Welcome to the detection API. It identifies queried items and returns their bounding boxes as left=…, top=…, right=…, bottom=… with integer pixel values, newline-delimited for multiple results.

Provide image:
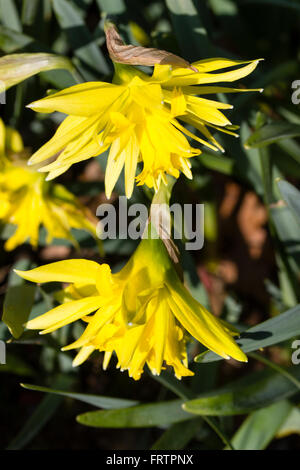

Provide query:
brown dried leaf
left=105, top=23, right=198, bottom=71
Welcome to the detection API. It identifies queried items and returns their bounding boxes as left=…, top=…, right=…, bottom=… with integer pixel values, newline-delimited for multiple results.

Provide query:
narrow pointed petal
left=105, top=139, right=127, bottom=199
left=164, top=59, right=262, bottom=87
left=167, top=278, right=247, bottom=363
left=26, top=296, right=102, bottom=332
left=124, top=134, right=139, bottom=198
left=15, top=259, right=102, bottom=285
left=73, top=345, right=95, bottom=367
left=28, top=115, right=100, bottom=166
left=28, top=82, right=126, bottom=116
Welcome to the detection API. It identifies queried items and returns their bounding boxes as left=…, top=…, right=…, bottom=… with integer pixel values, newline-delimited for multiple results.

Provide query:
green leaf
left=277, top=138, right=300, bottom=165
left=21, top=383, right=139, bottom=409
left=0, top=52, right=74, bottom=90
left=249, top=351, right=300, bottom=390
left=0, top=26, right=76, bottom=88
left=52, top=0, right=110, bottom=76
left=40, top=68, right=77, bottom=90
left=77, top=399, right=191, bottom=428
left=258, top=145, right=275, bottom=204
left=270, top=204, right=300, bottom=279
left=197, top=303, right=300, bottom=363
left=166, top=0, right=213, bottom=60
left=199, top=152, right=234, bottom=175
left=244, top=122, right=300, bottom=149
left=97, top=0, right=126, bottom=15
left=151, top=418, right=203, bottom=450
left=209, top=0, right=238, bottom=15
left=3, top=259, right=36, bottom=339
left=277, top=179, right=300, bottom=221
left=150, top=369, right=234, bottom=449
left=0, top=0, right=22, bottom=33
left=227, top=401, right=293, bottom=450
left=21, top=0, right=40, bottom=26
left=276, top=406, right=300, bottom=438
left=183, top=365, right=300, bottom=416
left=7, top=375, right=73, bottom=450
left=0, top=26, right=35, bottom=52
left=237, top=122, right=263, bottom=195
left=276, top=251, right=298, bottom=308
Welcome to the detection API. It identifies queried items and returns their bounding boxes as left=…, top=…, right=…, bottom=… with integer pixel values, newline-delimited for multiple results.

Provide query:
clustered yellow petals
left=0, top=119, right=99, bottom=251
left=3, top=44, right=261, bottom=381
left=16, top=237, right=247, bottom=380
left=27, top=58, right=262, bottom=198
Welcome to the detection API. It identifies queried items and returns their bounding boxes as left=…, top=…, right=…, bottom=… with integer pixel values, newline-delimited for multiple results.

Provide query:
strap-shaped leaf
left=52, top=0, right=110, bottom=76
left=226, top=401, right=293, bottom=450
left=0, top=52, right=73, bottom=90
left=166, top=0, right=215, bottom=59
left=151, top=419, right=203, bottom=450
left=244, top=122, right=300, bottom=149
left=21, top=383, right=139, bottom=409
left=277, top=179, right=300, bottom=221
left=276, top=406, right=300, bottom=438
left=0, top=0, right=22, bottom=33
left=77, top=399, right=190, bottom=428
left=183, top=365, right=300, bottom=416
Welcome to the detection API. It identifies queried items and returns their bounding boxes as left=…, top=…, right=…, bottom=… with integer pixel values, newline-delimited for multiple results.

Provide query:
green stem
left=151, top=371, right=235, bottom=450
left=151, top=175, right=176, bottom=206
left=202, top=416, right=235, bottom=451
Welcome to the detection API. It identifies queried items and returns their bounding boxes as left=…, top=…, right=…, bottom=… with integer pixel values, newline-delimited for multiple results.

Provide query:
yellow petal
left=105, top=138, right=127, bottom=199
left=170, top=87, right=186, bottom=117
left=26, top=296, right=102, bottom=333
left=15, top=259, right=102, bottom=285
left=62, top=305, right=117, bottom=351
left=73, top=345, right=95, bottom=366
left=171, top=119, right=219, bottom=151
left=192, top=57, right=259, bottom=73
left=164, top=59, right=262, bottom=87
left=28, top=114, right=100, bottom=165
left=0, top=119, right=6, bottom=156
left=5, top=126, right=24, bottom=153
left=28, top=82, right=125, bottom=116
left=124, top=134, right=139, bottom=198
left=182, top=85, right=263, bottom=95
left=167, top=277, right=247, bottom=363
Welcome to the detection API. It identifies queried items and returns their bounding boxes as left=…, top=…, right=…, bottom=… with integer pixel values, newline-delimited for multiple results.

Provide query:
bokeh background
left=1, top=0, right=300, bottom=450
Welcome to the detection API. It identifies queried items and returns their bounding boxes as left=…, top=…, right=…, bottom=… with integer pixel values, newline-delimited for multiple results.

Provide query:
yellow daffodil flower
left=27, top=56, right=262, bottom=198
left=0, top=119, right=99, bottom=251
left=15, top=236, right=247, bottom=380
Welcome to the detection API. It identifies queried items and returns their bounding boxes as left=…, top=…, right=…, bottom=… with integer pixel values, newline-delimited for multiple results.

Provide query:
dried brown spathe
left=104, top=22, right=198, bottom=71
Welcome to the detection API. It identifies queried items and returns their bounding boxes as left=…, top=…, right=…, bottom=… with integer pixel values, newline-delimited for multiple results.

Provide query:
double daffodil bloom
left=16, top=237, right=247, bottom=380
left=27, top=57, right=262, bottom=198
left=0, top=120, right=99, bottom=251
